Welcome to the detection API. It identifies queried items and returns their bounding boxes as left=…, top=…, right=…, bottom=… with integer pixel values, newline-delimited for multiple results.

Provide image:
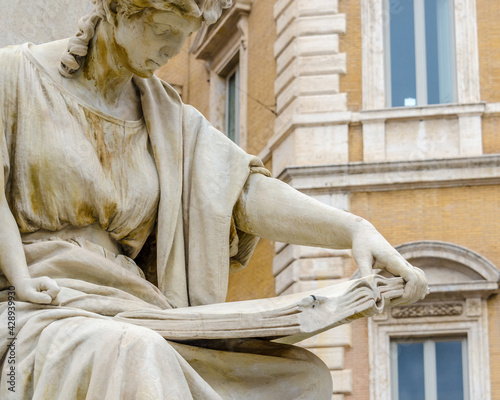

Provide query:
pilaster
left=272, top=0, right=349, bottom=177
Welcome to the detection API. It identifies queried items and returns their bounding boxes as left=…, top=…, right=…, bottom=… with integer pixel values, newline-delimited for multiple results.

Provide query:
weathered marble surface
left=0, top=0, right=91, bottom=48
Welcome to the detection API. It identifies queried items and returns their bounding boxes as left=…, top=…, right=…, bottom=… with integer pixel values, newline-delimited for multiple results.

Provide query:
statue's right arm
left=0, top=127, right=60, bottom=304
left=234, top=173, right=428, bottom=306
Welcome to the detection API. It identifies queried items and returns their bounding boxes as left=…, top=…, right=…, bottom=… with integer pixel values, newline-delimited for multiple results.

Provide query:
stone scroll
left=115, top=274, right=404, bottom=344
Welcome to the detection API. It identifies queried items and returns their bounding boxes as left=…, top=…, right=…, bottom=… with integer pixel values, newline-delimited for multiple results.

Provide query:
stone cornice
left=278, top=154, right=500, bottom=193
left=191, top=0, right=252, bottom=60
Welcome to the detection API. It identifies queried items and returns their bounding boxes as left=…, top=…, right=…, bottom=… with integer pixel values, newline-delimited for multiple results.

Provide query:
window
left=384, top=0, right=457, bottom=107
left=190, top=1, right=250, bottom=149
left=391, top=337, right=469, bottom=400
left=369, top=241, right=497, bottom=400
left=225, top=66, right=240, bottom=144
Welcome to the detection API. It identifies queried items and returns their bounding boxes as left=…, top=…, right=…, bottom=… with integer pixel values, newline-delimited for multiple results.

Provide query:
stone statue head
left=60, top=0, right=232, bottom=77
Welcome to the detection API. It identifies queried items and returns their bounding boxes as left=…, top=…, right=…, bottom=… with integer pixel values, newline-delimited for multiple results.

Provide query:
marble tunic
left=3, top=44, right=159, bottom=259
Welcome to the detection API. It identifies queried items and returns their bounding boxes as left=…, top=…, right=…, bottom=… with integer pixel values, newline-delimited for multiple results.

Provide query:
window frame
left=190, top=2, right=250, bottom=150
left=383, top=0, right=458, bottom=108
left=361, top=0, right=480, bottom=111
left=390, top=336, right=469, bottom=400
left=224, top=65, right=241, bottom=145
left=370, top=318, right=488, bottom=400
left=368, top=241, right=496, bottom=400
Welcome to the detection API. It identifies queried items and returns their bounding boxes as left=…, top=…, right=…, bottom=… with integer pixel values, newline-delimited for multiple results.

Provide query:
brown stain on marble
left=83, top=109, right=112, bottom=170
left=74, top=201, right=97, bottom=227
left=28, top=164, right=43, bottom=216
left=83, top=24, right=135, bottom=102
left=28, top=158, right=61, bottom=223
left=83, top=30, right=116, bottom=100
left=10, top=111, right=17, bottom=140
left=102, top=201, right=118, bottom=227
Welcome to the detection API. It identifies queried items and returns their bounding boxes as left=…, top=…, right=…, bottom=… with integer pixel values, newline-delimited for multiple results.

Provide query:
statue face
left=111, top=7, right=202, bottom=77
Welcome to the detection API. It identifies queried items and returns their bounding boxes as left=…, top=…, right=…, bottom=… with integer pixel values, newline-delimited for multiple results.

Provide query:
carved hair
left=59, top=0, right=232, bottom=77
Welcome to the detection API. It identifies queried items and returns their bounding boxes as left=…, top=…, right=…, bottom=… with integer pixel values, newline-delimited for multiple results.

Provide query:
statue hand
left=15, top=276, right=60, bottom=305
left=351, top=222, right=428, bottom=306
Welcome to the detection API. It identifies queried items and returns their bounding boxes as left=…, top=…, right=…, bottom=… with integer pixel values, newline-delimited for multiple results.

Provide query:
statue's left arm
left=234, top=173, right=428, bottom=305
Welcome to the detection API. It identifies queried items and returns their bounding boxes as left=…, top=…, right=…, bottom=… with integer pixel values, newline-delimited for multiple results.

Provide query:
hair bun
left=146, top=0, right=232, bottom=24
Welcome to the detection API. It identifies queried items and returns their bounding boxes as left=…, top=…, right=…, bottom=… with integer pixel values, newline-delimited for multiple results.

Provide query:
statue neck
left=80, top=21, right=136, bottom=106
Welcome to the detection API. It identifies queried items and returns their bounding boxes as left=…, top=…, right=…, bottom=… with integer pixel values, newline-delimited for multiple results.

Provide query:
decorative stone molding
left=359, top=102, right=485, bottom=122
left=396, top=241, right=500, bottom=296
left=369, top=241, right=497, bottom=400
left=485, top=102, right=500, bottom=115
left=360, top=103, right=485, bottom=162
left=277, top=154, right=500, bottom=195
left=391, top=303, right=463, bottom=319
left=454, top=0, right=481, bottom=104
left=466, top=297, right=482, bottom=317
left=361, top=0, right=385, bottom=111
left=258, top=102, right=500, bottom=162
left=191, top=0, right=252, bottom=61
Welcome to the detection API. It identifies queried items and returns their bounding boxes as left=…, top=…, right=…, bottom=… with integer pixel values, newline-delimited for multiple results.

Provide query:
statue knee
left=296, top=347, right=333, bottom=400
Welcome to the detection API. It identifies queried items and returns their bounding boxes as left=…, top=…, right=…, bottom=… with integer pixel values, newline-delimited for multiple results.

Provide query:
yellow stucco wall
left=339, top=0, right=362, bottom=112
left=477, top=0, right=500, bottom=104
left=245, top=0, right=277, bottom=156
left=350, top=186, right=500, bottom=266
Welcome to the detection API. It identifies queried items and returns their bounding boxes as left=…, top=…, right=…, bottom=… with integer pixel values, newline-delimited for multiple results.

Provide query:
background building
left=158, top=0, right=500, bottom=399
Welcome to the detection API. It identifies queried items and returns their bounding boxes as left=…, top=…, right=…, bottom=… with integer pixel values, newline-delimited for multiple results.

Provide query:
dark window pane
left=226, top=71, right=238, bottom=142
left=397, top=342, right=425, bottom=400
left=436, top=341, right=464, bottom=400
left=425, top=0, right=455, bottom=104
left=390, top=0, right=417, bottom=107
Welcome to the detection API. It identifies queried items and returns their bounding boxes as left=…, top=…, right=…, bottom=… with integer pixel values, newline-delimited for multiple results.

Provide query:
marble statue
left=0, top=0, right=428, bottom=398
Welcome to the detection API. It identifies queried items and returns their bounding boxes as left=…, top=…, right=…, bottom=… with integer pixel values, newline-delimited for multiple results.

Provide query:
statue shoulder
left=0, top=44, right=27, bottom=98
left=27, top=39, right=69, bottom=77
left=0, top=43, right=25, bottom=67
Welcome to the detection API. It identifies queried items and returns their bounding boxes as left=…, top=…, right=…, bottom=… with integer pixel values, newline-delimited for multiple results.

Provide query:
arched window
left=370, top=241, right=499, bottom=400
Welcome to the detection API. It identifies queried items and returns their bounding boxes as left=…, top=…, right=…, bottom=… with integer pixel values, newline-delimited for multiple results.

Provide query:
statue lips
left=148, top=54, right=171, bottom=69
left=148, top=59, right=162, bottom=68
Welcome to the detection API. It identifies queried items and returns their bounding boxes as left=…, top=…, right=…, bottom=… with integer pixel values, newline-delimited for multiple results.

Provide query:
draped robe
left=0, top=43, right=332, bottom=399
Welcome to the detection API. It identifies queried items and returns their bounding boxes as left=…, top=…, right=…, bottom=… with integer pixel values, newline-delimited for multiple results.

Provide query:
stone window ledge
left=359, top=102, right=486, bottom=124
